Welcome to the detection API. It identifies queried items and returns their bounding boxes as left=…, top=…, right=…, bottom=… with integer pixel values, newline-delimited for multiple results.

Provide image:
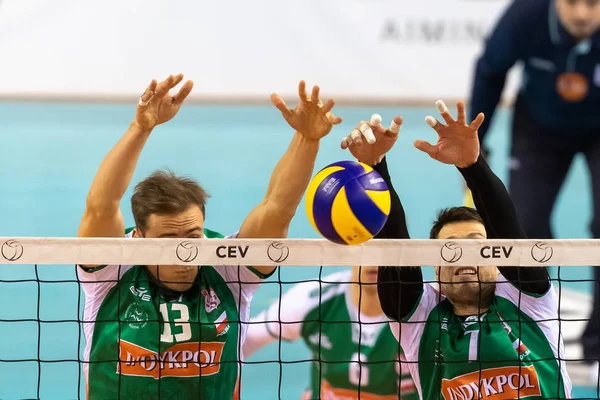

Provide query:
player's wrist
left=360, top=154, right=385, bottom=167
left=295, top=130, right=320, bottom=141
left=130, top=120, right=153, bottom=136
left=481, top=147, right=491, bottom=160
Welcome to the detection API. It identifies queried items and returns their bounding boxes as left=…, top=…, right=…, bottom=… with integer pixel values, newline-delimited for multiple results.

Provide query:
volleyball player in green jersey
left=342, top=103, right=572, bottom=399
left=76, top=74, right=343, bottom=400
left=243, top=266, right=418, bottom=399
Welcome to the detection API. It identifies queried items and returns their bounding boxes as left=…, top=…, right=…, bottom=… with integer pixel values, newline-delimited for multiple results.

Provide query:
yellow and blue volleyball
left=306, top=160, right=391, bottom=245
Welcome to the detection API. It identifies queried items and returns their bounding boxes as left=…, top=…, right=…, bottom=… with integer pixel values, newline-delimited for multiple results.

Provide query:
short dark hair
left=131, top=169, right=210, bottom=231
left=429, top=206, right=484, bottom=239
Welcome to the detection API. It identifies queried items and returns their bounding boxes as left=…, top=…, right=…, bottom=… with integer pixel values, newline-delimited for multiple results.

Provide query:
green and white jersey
left=393, top=276, right=572, bottom=400
left=77, top=228, right=271, bottom=400
left=255, top=270, right=418, bottom=400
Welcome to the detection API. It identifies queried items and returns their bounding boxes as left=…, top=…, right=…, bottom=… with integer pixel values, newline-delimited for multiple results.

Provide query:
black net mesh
left=0, top=263, right=599, bottom=399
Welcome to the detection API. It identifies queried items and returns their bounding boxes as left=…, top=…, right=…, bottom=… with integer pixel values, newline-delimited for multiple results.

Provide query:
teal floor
left=0, top=103, right=597, bottom=398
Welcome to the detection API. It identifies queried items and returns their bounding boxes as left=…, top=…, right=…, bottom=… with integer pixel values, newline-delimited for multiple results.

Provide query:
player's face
left=354, top=265, right=379, bottom=288
left=435, top=221, right=498, bottom=308
left=557, top=0, right=600, bottom=39
left=137, top=205, right=205, bottom=292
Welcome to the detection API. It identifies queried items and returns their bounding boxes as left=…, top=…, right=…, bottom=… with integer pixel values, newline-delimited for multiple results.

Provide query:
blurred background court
left=0, top=104, right=596, bottom=398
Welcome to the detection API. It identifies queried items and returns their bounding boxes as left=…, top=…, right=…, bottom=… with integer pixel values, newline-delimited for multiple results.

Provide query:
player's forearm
left=262, top=132, right=319, bottom=222
left=85, top=122, right=151, bottom=213
left=372, top=158, right=423, bottom=321
left=458, top=155, right=524, bottom=240
left=242, top=316, right=278, bottom=358
left=372, top=157, right=410, bottom=240
left=458, top=156, right=550, bottom=292
left=378, top=266, right=423, bottom=321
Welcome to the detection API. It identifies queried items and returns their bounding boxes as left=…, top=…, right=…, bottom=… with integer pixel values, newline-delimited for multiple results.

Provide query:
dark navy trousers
left=508, top=94, right=600, bottom=362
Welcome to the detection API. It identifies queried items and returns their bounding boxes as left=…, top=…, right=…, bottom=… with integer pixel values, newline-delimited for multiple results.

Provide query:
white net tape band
left=0, top=237, right=593, bottom=266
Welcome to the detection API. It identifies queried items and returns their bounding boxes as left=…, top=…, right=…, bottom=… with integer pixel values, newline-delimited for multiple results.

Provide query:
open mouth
left=455, top=267, right=477, bottom=276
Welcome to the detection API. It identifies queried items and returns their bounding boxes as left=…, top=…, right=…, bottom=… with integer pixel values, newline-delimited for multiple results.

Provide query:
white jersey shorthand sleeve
left=213, top=232, right=269, bottom=304
left=495, top=274, right=572, bottom=396
left=77, top=230, right=135, bottom=380
left=388, top=283, right=442, bottom=399
left=213, top=232, right=278, bottom=351
left=77, top=230, right=135, bottom=289
left=77, top=230, right=135, bottom=329
left=243, top=271, right=349, bottom=358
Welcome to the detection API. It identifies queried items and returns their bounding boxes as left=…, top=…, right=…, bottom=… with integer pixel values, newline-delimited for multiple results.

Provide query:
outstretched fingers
left=311, top=85, right=320, bottom=104
left=298, top=80, right=310, bottom=102
left=470, top=112, right=485, bottom=131
left=341, top=128, right=363, bottom=149
left=436, top=100, right=455, bottom=125
left=139, top=79, right=158, bottom=106
left=154, top=74, right=176, bottom=97
left=172, top=80, right=194, bottom=105
left=328, top=113, right=343, bottom=125
left=414, top=140, right=438, bottom=159
left=320, top=97, right=341, bottom=125
left=425, top=115, right=443, bottom=133
left=387, top=115, right=403, bottom=136
left=270, top=93, right=293, bottom=120
left=321, top=98, right=335, bottom=114
left=456, top=101, right=467, bottom=125
left=170, top=74, right=184, bottom=89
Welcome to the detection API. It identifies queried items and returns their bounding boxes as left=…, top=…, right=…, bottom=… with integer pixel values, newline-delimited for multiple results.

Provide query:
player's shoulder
left=273, top=271, right=350, bottom=324
left=283, top=270, right=350, bottom=303
left=204, top=228, right=226, bottom=239
left=494, top=273, right=556, bottom=306
left=302, top=270, right=350, bottom=302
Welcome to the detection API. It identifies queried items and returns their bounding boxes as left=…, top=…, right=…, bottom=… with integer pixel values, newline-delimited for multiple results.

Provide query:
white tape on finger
left=389, top=120, right=401, bottom=134
left=370, top=113, right=382, bottom=127
left=425, top=116, right=438, bottom=127
left=359, top=124, right=376, bottom=144
left=350, top=129, right=361, bottom=141
left=435, top=100, right=448, bottom=114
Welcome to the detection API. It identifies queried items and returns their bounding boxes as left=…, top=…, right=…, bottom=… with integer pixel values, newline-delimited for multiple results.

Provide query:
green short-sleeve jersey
left=78, top=228, right=271, bottom=400
left=392, top=276, right=572, bottom=399
left=256, top=270, right=418, bottom=399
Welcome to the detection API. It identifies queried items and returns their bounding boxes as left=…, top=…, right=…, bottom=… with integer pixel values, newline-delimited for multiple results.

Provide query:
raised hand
left=414, top=100, right=485, bottom=169
left=135, top=74, right=194, bottom=132
left=340, top=114, right=403, bottom=166
left=271, top=81, right=342, bottom=140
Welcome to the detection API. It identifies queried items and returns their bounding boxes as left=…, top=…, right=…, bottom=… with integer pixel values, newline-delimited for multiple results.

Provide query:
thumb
left=386, top=115, right=403, bottom=137
left=414, top=140, right=438, bottom=158
left=270, top=94, right=293, bottom=120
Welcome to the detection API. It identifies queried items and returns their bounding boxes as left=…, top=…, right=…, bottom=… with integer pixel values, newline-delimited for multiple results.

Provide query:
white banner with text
left=0, top=0, right=521, bottom=103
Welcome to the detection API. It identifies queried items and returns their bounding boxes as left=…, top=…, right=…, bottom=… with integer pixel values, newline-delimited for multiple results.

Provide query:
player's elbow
left=84, top=195, right=120, bottom=218
left=78, top=203, right=124, bottom=238
left=238, top=202, right=292, bottom=240
left=260, top=200, right=297, bottom=230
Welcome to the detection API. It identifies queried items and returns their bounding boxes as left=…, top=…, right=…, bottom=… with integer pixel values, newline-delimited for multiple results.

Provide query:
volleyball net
left=0, top=237, right=598, bottom=399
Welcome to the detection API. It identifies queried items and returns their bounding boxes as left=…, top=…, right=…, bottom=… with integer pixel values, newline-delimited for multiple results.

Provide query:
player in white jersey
left=244, top=266, right=418, bottom=399
left=76, top=74, right=343, bottom=399
left=342, top=105, right=571, bottom=399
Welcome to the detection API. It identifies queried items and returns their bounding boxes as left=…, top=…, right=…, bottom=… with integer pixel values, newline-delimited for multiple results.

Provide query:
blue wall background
left=0, top=103, right=595, bottom=398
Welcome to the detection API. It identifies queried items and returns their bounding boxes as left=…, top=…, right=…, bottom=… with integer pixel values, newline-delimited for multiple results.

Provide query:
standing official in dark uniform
left=468, top=0, right=600, bottom=381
